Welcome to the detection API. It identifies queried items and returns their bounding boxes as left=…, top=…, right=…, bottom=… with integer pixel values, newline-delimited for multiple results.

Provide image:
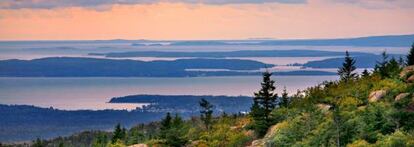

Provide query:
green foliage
left=250, top=71, right=278, bottom=137
left=198, top=117, right=253, bottom=147
left=338, top=51, right=357, bottom=82
left=159, top=113, right=189, bottom=147
left=33, top=138, right=44, bottom=147
left=92, top=132, right=108, bottom=147
left=199, top=98, right=214, bottom=130
left=126, top=128, right=144, bottom=145
left=374, top=51, right=403, bottom=79
left=264, top=56, right=413, bottom=146
left=375, top=130, right=414, bottom=147
left=361, top=69, right=370, bottom=78
left=279, top=86, right=290, bottom=108
left=111, top=123, right=126, bottom=144
left=107, top=140, right=126, bottom=147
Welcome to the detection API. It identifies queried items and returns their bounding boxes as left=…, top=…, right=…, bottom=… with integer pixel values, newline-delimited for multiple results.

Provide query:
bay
left=0, top=76, right=338, bottom=110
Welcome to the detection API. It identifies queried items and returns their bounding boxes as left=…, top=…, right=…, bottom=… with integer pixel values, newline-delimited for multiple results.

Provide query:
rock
left=244, top=130, right=254, bottom=137
left=400, top=65, right=414, bottom=78
left=408, top=75, right=414, bottom=83
left=250, top=139, right=264, bottom=147
left=400, top=65, right=414, bottom=82
left=248, top=122, right=289, bottom=147
left=129, top=144, right=148, bottom=147
left=369, top=90, right=387, bottom=102
left=358, top=106, right=366, bottom=110
left=316, top=104, right=331, bottom=112
left=230, top=126, right=239, bottom=130
left=395, top=93, right=410, bottom=101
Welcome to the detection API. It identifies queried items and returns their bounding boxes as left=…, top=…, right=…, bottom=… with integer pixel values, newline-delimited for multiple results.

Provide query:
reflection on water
left=0, top=76, right=338, bottom=110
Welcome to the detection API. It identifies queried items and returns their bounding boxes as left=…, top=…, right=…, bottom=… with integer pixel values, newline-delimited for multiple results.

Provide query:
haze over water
left=0, top=76, right=338, bottom=110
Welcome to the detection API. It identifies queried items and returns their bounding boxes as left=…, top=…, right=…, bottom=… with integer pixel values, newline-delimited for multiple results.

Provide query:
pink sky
left=0, top=0, right=413, bottom=40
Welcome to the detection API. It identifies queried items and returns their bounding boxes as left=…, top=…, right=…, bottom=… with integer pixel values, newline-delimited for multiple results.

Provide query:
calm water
left=0, top=76, right=338, bottom=110
left=0, top=42, right=397, bottom=110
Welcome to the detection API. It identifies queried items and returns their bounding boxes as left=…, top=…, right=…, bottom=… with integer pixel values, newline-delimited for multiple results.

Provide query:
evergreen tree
left=199, top=98, right=214, bottom=130
left=374, top=51, right=402, bottom=78
left=160, top=112, right=172, bottom=138
left=159, top=113, right=188, bottom=147
left=111, top=123, right=126, bottom=144
left=93, top=133, right=108, bottom=147
left=387, top=57, right=402, bottom=78
left=407, top=42, right=414, bottom=66
left=279, top=86, right=289, bottom=108
left=361, top=69, right=370, bottom=78
left=375, top=51, right=389, bottom=78
left=250, top=71, right=278, bottom=137
left=338, top=51, right=357, bottom=82
left=33, top=138, right=44, bottom=147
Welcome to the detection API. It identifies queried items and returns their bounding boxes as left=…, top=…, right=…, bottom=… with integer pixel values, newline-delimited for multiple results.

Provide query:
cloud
left=329, top=0, right=414, bottom=9
left=0, top=0, right=306, bottom=9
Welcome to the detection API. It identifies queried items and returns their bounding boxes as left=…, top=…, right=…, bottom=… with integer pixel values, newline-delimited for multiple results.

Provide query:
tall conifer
left=338, top=51, right=357, bottom=82
left=250, top=70, right=277, bottom=136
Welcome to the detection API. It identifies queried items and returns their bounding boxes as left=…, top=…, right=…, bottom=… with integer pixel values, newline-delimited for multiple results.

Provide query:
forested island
left=0, top=57, right=340, bottom=77
left=0, top=57, right=270, bottom=77
left=89, top=50, right=373, bottom=58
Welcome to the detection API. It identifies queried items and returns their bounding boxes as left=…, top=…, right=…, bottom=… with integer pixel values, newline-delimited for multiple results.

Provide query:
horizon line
left=0, top=33, right=413, bottom=42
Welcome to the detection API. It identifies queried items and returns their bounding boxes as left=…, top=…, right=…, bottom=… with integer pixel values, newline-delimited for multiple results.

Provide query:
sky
left=0, top=0, right=413, bottom=40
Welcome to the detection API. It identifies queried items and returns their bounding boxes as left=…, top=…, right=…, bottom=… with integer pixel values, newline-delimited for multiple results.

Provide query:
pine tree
left=375, top=51, right=389, bottom=78
left=407, top=42, right=414, bottom=66
left=279, top=86, right=289, bottom=108
left=111, top=123, right=125, bottom=143
left=199, top=98, right=214, bottom=130
left=33, top=138, right=44, bottom=147
left=160, top=113, right=188, bottom=147
left=251, top=71, right=278, bottom=137
left=93, top=133, right=108, bottom=147
left=361, top=69, right=370, bottom=78
left=337, top=51, right=357, bottom=82
left=160, top=112, right=172, bottom=135
left=387, top=57, right=402, bottom=78
left=374, top=51, right=402, bottom=78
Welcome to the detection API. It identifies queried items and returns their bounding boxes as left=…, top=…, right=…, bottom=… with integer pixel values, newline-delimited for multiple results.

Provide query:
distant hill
left=2, top=34, right=412, bottom=47
left=90, top=49, right=373, bottom=58
left=167, top=34, right=414, bottom=47
left=0, top=57, right=338, bottom=77
left=303, top=54, right=404, bottom=68
left=0, top=57, right=271, bottom=77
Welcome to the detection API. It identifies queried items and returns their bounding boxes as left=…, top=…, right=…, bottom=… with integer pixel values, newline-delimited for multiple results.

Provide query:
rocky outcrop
left=316, top=104, right=332, bottom=112
left=368, top=90, right=387, bottom=102
left=407, top=75, right=414, bottom=83
left=395, top=93, right=410, bottom=101
left=400, top=65, right=414, bottom=83
left=249, top=122, right=287, bottom=147
left=129, top=144, right=148, bottom=147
